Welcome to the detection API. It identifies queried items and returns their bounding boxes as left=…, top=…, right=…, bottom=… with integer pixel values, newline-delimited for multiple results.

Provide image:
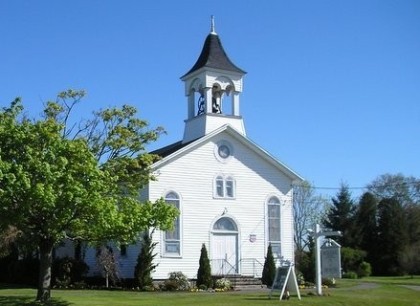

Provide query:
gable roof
left=181, top=33, right=246, bottom=78
left=151, top=125, right=304, bottom=183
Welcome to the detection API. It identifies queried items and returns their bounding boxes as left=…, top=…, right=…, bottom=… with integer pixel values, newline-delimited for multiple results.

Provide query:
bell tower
left=181, top=17, right=246, bottom=144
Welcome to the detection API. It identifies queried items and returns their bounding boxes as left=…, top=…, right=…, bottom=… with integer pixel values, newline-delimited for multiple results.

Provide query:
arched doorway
left=211, top=217, right=238, bottom=275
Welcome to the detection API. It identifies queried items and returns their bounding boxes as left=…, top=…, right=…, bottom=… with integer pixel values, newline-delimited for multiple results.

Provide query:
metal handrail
left=210, top=258, right=264, bottom=277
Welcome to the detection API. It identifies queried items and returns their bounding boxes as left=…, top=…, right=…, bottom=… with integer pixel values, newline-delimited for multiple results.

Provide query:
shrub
left=341, top=247, right=366, bottom=274
left=162, top=271, right=190, bottom=291
left=357, top=261, right=372, bottom=278
left=322, top=277, right=336, bottom=287
left=8, top=257, right=39, bottom=286
left=52, top=257, right=89, bottom=287
left=196, top=244, right=213, bottom=289
left=262, top=244, right=276, bottom=287
left=214, top=278, right=231, bottom=291
left=342, top=271, right=358, bottom=279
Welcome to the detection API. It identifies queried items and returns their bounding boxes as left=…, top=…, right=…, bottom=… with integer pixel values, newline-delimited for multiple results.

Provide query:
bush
left=214, top=278, right=231, bottom=291
left=342, top=271, right=358, bottom=279
left=341, top=247, right=366, bottom=274
left=322, top=277, right=336, bottom=287
left=8, top=257, right=39, bottom=286
left=357, top=261, right=372, bottom=278
left=162, top=271, right=190, bottom=291
left=52, top=257, right=89, bottom=287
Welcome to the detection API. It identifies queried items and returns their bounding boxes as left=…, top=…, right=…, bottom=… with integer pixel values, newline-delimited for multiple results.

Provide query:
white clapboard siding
left=148, top=131, right=298, bottom=280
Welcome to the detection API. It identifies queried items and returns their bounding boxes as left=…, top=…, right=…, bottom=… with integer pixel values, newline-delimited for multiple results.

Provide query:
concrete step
left=221, top=275, right=262, bottom=288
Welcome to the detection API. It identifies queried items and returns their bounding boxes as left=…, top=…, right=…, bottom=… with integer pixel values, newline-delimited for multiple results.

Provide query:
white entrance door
left=212, top=234, right=238, bottom=275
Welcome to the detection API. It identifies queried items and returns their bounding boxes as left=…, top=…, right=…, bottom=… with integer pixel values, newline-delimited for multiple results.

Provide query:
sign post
left=312, top=224, right=341, bottom=296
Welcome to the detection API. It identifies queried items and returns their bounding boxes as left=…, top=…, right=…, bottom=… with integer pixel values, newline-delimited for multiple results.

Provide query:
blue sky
left=1, top=0, right=419, bottom=199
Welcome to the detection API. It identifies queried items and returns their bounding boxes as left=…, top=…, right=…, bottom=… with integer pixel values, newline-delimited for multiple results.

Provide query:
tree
left=97, top=246, right=119, bottom=288
left=134, top=231, right=158, bottom=289
left=295, top=236, right=315, bottom=283
left=376, top=197, right=408, bottom=275
left=261, top=244, right=276, bottom=287
left=293, top=181, right=328, bottom=252
left=196, top=243, right=213, bottom=289
left=0, top=93, right=178, bottom=302
left=367, top=173, right=420, bottom=207
left=366, top=174, right=420, bottom=275
left=355, top=192, right=378, bottom=264
left=322, top=184, right=357, bottom=247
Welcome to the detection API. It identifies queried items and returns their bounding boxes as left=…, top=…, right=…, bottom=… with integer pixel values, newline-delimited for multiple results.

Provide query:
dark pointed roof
left=182, top=32, right=246, bottom=78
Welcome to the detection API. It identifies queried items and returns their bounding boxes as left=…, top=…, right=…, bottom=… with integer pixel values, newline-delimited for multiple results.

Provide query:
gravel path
left=399, top=285, right=420, bottom=291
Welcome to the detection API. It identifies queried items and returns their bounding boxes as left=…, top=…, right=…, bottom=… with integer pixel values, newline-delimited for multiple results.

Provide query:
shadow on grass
left=0, top=296, right=71, bottom=306
left=244, top=294, right=273, bottom=301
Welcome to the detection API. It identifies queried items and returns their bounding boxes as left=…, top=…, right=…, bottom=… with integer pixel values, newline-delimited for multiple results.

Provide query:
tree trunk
left=36, top=239, right=54, bottom=302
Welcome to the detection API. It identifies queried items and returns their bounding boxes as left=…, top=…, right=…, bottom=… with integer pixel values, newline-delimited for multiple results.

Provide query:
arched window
left=267, top=196, right=281, bottom=258
left=213, top=217, right=237, bottom=231
left=214, top=175, right=235, bottom=198
left=164, top=192, right=181, bottom=256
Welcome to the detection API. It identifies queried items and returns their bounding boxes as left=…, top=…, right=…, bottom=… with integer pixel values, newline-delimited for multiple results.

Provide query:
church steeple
left=181, top=17, right=246, bottom=143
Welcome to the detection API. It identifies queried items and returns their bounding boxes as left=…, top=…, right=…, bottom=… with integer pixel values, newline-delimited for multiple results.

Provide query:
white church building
left=141, top=21, right=303, bottom=280
left=57, top=20, right=303, bottom=281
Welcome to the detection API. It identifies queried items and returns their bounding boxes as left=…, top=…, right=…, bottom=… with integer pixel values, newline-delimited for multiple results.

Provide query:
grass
left=0, top=277, right=419, bottom=306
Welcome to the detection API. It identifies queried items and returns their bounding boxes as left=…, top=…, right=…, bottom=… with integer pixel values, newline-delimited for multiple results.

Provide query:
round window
left=218, top=144, right=231, bottom=159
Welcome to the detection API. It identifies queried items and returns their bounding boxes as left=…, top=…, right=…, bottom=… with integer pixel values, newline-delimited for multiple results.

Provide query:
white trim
left=152, top=124, right=304, bottom=183
left=265, top=194, right=282, bottom=259
left=213, top=173, right=236, bottom=199
left=161, top=190, right=183, bottom=258
left=214, top=140, right=234, bottom=163
left=209, top=215, right=241, bottom=275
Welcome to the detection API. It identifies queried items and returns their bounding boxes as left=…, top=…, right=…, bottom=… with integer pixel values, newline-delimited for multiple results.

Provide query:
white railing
left=210, top=258, right=263, bottom=277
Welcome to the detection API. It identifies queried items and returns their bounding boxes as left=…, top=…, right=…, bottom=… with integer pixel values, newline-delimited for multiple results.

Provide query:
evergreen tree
left=196, top=244, right=213, bottom=289
left=134, top=231, right=158, bottom=289
left=323, top=184, right=357, bottom=247
left=355, top=192, right=378, bottom=266
left=262, top=244, right=276, bottom=287
left=376, top=197, right=408, bottom=275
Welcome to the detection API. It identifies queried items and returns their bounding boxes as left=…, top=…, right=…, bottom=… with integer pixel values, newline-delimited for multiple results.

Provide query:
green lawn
left=1, top=278, right=419, bottom=306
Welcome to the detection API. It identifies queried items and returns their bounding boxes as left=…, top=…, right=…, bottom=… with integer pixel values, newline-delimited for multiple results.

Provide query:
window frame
left=267, top=196, right=281, bottom=259
left=213, top=174, right=236, bottom=199
left=162, top=191, right=182, bottom=257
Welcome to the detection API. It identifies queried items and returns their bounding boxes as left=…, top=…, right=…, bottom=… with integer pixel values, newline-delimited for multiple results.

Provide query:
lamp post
left=312, top=224, right=341, bottom=296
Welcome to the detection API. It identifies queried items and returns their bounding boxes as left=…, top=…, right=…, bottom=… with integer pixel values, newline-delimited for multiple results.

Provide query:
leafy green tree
left=0, top=93, right=178, bottom=302
left=262, top=244, right=276, bottom=287
left=196, top=243, right=212, bottom=289
left=322, top=184, right=357, bottom=247
left=134, top=231, right=158, bottom=289
left=376, top=197, right=408, bottom=275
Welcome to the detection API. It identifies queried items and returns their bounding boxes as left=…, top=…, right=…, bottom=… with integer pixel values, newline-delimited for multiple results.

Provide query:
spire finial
left=210, top=15, right=216, bottom=34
